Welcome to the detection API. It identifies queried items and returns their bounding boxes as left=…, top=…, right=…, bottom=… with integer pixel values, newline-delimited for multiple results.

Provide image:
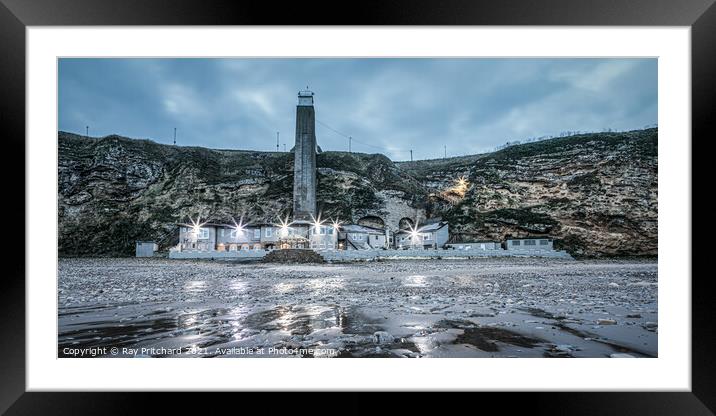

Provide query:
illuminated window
left=253, top=229, right=260, bottom=239
left=197, top=228, right=209, bottom=239
left=265, top=227, right=272, bottom=237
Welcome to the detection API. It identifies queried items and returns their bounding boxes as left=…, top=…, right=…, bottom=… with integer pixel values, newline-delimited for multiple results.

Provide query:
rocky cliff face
left=399, top=128, right=658, bottom=257
left=58, top=128, right=657, bottom=257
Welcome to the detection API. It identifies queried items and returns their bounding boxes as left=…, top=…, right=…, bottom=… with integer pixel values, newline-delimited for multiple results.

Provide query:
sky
left=58, top=58, right=657, bottom=161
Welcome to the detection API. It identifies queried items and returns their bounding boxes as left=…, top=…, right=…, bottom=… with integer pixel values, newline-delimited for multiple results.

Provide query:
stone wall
left=320, top=248, right=573, bottom=262
left=168, top=249, right=267, bottom=259
left=168, top=247, right=572, bottom=261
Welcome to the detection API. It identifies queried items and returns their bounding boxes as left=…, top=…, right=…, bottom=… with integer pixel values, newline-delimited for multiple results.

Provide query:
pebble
left=372, top=331, right=394, bottom=345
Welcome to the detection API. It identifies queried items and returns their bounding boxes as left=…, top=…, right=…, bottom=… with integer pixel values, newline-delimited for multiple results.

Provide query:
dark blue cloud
left=59, top=58, right=657, bottom=160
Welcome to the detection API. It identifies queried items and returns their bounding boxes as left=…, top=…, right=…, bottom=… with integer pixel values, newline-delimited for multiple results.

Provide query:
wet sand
left=58, top=257, right=657, bottom=358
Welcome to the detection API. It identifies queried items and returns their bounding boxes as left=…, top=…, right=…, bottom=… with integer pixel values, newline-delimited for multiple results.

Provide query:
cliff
left=58, top=128, right=657, bottom=257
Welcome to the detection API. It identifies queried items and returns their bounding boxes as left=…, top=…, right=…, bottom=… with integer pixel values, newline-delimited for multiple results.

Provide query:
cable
left=316, top=119, right=410, bottom=155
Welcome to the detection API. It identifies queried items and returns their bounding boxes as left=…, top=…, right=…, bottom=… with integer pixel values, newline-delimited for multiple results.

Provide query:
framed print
left=2, top=0, right=712, bottom=413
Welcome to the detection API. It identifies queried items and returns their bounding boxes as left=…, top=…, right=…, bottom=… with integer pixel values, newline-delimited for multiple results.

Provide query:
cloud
left=232, top=87, right=280, bottom=118
left=58, top=58, right=657, bottom=161
left=549, top=60, right=639, bottom=92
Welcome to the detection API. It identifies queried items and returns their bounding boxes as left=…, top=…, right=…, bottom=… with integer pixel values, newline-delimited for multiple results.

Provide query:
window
left=220, top=229, right=224, bottom=237
left=197, top=228, right=209, bottom=239
left=230, top=229, right=238, bottom=239
left=540, top=240, right=549, bottom=245
left=524, top=240, right=536, bottom=246
left=265, top=227, right=272, bottom=237
left=253, top=229, right=261, bottom=239
left=512, top=240, right=521, bottom=246
left=423, top=234, right=432, bottom=240
left=327, top=227, right=334, bottom=235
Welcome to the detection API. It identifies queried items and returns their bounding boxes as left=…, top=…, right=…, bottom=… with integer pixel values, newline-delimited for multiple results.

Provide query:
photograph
left=56, top=57, right=659, bottom=359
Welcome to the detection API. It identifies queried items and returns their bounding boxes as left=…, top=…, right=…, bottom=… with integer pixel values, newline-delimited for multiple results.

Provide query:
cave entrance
left=357, top=215, right=385, bottom=230
left=398, top=217, right=415, bottom=230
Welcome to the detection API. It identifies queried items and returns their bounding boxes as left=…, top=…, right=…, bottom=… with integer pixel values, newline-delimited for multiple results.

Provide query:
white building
left=394, top=221, right=449, bottom=249
left=505, top=237, right=554, bottom=251
left=339, top=224, right=387, bottom=250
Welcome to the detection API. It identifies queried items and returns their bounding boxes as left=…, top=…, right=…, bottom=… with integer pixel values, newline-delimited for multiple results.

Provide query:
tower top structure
left=298, top=89, right=314, bottom=106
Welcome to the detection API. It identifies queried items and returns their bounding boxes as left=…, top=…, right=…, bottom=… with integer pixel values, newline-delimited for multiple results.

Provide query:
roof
left=447, top=240, right=499, bottom=244
left=176, top=222, right=262, bottom=228
left=506, top=236, right=553, bottom=240
left=341, top=224, right=385, bottom=234
left=290, top=219, right=315, bottom=226
left=395, top=221, right=447, bottom=234
left=418, top=221, right=448, bottom=232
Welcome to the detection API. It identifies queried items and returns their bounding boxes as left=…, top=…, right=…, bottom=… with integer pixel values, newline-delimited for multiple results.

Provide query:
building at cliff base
left=167, top=90, right=568, bottom=259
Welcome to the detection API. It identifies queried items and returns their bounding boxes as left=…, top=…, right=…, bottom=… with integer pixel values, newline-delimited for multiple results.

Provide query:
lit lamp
left=408, top=223, right=421, bottom=249
left=185, top=216, right=206, bottom=243
left=231, top=216, right=246, bottom=241
left=275, top=215, right=293, bottom=248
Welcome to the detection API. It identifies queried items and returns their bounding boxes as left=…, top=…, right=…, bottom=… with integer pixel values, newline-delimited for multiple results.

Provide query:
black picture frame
left=2, top=0, right=711, bottom=413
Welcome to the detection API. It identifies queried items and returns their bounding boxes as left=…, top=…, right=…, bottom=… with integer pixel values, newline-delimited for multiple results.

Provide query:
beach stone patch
left=262, top=249, right=325, bottom=264
left=454, top=327, right=545, bottom=352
